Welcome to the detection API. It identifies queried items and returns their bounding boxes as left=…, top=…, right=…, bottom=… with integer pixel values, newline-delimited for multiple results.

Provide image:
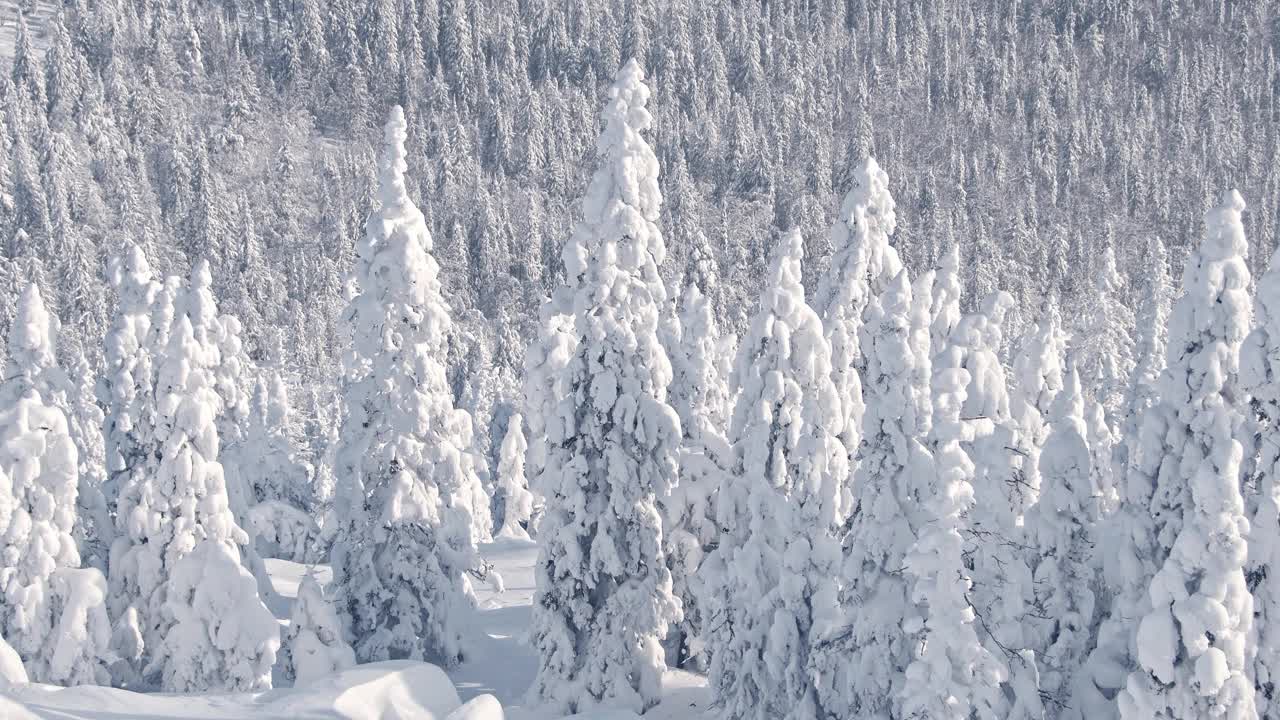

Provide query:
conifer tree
left=520, top=299, right=573, bottom=532
left=0, top=282, right=110, bottom=686
left=242, top=372, right=312, bottom=510
left=1243, top=235, right=1280, bottom=717
left=100, top=244, right=159, bottom=540
left=901, top=355, right=1005, bottom=720
left=811, top=268, right=934, bottom=718
left=1010, top=307, right=1067, bottom=508
left=665, top=283, right=733, bottom=670
left=528, top=61, right=682, bottom=715
left=1119, top=191, right=1256, bottom=719
left=280, top=571, right=355, bottom=685
left=812, top=156, right=903, bottom=507
left=6, top=285, right=110, bottom=567
left=495, top=414, right=533, bottom=540
left=331, top=106, right=484, bottom=666
left=1120, top=237, right=1173, bottom=487
left=1025, top=361, right=1098, bottom=708
left=953, top=291, right=1045, bottom=719
left=704, top=230, right=846, bottom=720
left=1075, top=247, right=1135, bottom=433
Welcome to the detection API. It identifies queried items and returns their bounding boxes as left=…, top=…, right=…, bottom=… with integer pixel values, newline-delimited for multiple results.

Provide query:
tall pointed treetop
left=813, top=154, right=903, bottom=491
left=374, top=106, right=418, bottom=232
left=5, top=283, right=57, bottom=391
left=565, top=59, right=665, bottom=286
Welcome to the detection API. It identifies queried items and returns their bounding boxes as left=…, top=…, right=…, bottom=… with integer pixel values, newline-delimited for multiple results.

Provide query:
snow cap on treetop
left=109, top=241, right=153, bottom=289
left=11, top=282, right=56, bottom=369
left=594, top=59, right=659, bottom=221
left=840, top=156, right=897, bottom=243
left=377, top=105, right=414, bottom=225
left=1204, top=189, right=1247, bottom=261
left=1051, top=356, right=1084, bottom=423
left=773, top=227, right=805, bottom=286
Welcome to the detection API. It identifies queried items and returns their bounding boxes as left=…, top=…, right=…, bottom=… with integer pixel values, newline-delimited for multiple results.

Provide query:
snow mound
left=9, top=661, right=504, bottom=720
left=269, top=660, right=472, bottom=719
left=446, top=694, right=505, bottom=720
left=0, top=696, right=41, bottom=720
left=0, top=632, right=29, bottom=688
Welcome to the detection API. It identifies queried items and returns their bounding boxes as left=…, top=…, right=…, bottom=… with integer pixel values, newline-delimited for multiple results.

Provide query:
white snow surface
left=3, top=538, right=710, bottom=719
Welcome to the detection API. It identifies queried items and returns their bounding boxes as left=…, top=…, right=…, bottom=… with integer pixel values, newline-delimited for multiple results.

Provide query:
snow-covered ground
left=2, top=538, right=712, bottom=719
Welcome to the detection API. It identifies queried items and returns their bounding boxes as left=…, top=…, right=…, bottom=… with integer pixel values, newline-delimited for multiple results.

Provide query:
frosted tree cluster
left=703, top=229, right=846, bottom=720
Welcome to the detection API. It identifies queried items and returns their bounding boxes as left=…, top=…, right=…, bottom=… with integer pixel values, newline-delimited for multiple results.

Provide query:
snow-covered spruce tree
left=244, top=372, right=320, bottom=562
left=810, top=268, right=934, bottom=718
left=495, top=413, right=533, bottom=540
left=331, top=106, right=483, bottom=666
left=107, top=275, right=178, bottom=662
left=1118, top=191, right=1256, bottom=719
left=99, top=243, right=159, bottom=556
left=1025, top=360, right=1099, bottom=709
left=154, top=535, right=280, bottom=693
left=1243, top=235, right=1280, bottom=715
left=241, top=372, right=312, bottom=508
left=812, top=156, right=902, bottom=513
left=154, top=311, right=278, bottom=690
left=520, top=296, right=574, bottom=533
left=1010, top=305, right=1067, bottom=509
left=1120, top=237, right=1173, bottom=483
left=929, top=244, right=963, bottom=353
left=1073, top=246, right=1135, bottom=508
left=900, top=361, right=1006, bottom=720
left=0, top=289, right=110, bottom=686
left=181, top=261, right=276, bottom=598
left=665, top=283, right=734, bottom=671
left=63, top=345, right=111, bottom=572
left=528, top=61, right=682, bottom=715
left=1074, top=246, right=1135, bottom=432
left=4, top=286, right=112, bottom=571
left=951, top=291, right=1045, bottom=719
left=702, top=229, right=846, bottom=720
left=185, top=263, right=259, bottom=484
left=280, top=570, right=355, bottom=685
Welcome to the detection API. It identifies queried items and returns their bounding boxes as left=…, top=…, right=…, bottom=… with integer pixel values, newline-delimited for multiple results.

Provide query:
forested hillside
left=3, top=0, right=1278, bottom=441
